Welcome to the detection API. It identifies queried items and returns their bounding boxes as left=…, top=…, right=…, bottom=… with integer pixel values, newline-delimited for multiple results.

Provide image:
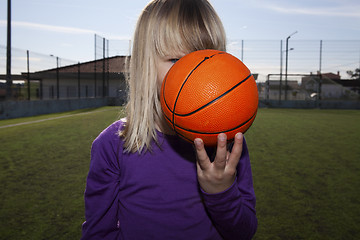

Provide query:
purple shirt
left=82, top=120, right=257, bottom=239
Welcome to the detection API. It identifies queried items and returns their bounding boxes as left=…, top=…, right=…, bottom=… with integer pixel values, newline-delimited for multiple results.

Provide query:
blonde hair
left=121, top=0, right=227, bottom=153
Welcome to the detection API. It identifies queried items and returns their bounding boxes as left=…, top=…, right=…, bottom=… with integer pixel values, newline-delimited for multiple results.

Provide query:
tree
left=346, top=68, right=360, bottom=80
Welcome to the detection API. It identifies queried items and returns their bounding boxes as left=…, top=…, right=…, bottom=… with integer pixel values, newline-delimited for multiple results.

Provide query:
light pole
left=50, top=54, right=60, bottom=99
left=280, top=47, right=294, bottom=102
left=285, top=31, right=297, bottom=100
left=279, top=40, right=282, bottom=103
left=6, top=0, right=12, bottom=100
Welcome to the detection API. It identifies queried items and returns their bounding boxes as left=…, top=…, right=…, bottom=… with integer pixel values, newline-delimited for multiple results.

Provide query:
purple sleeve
left=81, top=123, right=121, bottom=240
left=201, top=139, right=257, bottom=240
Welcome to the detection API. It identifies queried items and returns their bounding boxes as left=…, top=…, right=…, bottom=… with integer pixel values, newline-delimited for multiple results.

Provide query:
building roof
left=303, top=72, right=343, bottom=85
left=33, top=56, right=128, bottom=74
left=333, top=79, right=360, bottom=87
left=321, top=72, right=341, bottom=80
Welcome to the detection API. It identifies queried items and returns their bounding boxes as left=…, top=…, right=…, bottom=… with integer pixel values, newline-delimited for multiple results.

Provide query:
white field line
left=0, top=108, right=115, bottom=129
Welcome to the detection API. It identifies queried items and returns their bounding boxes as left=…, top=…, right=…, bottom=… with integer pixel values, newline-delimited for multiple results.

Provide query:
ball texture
left=160, top=49, right=258, bottom=146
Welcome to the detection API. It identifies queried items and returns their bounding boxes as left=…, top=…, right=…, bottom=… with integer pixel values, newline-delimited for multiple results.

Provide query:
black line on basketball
left=172, top=111, right=256, bottom=144
left=171, top=52, right=222, bottom=134
left=174, top=73, right=253, bottom=117
left=174, top=110, right=257, bottom=135
left=162, top=52, right=224, bottom=116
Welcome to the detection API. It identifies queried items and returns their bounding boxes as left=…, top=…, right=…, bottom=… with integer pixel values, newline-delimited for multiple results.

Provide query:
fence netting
left=1, top=39, right=359, bottom=101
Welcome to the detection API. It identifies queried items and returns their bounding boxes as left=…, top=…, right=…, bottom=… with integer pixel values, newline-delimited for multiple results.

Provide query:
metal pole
left=279, top=40, right=283, bottom=103
left=56, top=57, right=59, bottom=99
left=103, top=37, right=106, bottom=97
left=317, top=40, right=323, bottom=106
left=285, top=37, right=289, bottom=101
left=6, top=0, right=12, bottom=100
left=319, top=40, right=323, bottom=73
left=266, top=75, right=270, bottom=103
left=27, top=50, right=30, bottom=100
left=78, top=62, right=81, bottom=98
left=94, top=35, right=97, bottom=98
left=359, top=48, right=360, bottom=80
left=107, top=39, right=109, bottom=58
left=94, top=34, right=97, bottom=60
left=285, top=31, right=298, bottom=101
left=317, top=73, right=322, bottom=107
left=107, top=39, right=110, bottom=97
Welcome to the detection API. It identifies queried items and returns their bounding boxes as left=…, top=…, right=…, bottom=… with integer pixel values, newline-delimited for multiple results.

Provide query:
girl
left=82, top=0, right=257, bottom=239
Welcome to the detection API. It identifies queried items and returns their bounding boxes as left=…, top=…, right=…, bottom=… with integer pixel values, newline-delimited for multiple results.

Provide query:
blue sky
left=0, top=0, right=360, bottom=65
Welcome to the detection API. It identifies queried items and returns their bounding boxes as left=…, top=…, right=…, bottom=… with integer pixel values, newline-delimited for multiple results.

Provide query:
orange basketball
left=160, top=49, right=258, bottom=146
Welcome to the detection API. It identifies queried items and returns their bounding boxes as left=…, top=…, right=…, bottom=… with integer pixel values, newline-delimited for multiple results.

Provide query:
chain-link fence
left=0, top=43, right=127, bottom=102
left=226, top=40, right=359, bottom=101
left=1, top=39, right=359, bottom=102
left=226, top=40, right=360, bottom=81
left=0, top=45, right=79, bottom=100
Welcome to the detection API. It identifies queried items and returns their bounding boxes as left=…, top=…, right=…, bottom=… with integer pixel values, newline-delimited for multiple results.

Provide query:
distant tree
left=346, top=68, right=360, bottom=80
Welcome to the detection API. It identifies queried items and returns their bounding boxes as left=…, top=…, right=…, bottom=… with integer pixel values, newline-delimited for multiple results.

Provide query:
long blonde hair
left=121, top=0, right=227, bottom=153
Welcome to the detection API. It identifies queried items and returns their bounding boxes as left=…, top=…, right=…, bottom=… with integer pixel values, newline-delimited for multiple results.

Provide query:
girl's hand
left=194, top=132, right=243, bottom=194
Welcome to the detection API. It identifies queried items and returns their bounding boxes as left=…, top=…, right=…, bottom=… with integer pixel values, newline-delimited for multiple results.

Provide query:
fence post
left=266, top=74, right=270, bottom=103
left=279, top=40, right=283, bottom=103
left=319, top=40, right=323, bottom=73
left=6, top=0, right=12, bottom=100
left=78, top=61, right=81, bottom=98
left=27, top=50, right=30, bottom=100
left=107, top=39, right=110, bottom=97
left=317, top=73, right=322, bottom=108
left=103, top=37, right=106, bottom=98
left=56, top=57, right=59, bottom=99
left=317, top=40, right=323, bottom=108
left=94, top=34, right=97, bottom=98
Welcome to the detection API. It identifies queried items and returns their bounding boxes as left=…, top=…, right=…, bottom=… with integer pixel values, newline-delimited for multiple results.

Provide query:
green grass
left=246, top=109, right=360, bottom=240
left=0, top=107, right=114, bottom=127
left=0, top=107, right=359, bottom=239
left=0, top=107, right=124, bottom=240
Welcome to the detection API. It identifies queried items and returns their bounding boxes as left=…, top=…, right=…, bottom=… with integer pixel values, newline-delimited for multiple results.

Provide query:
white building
left=24, top=56, right=128, bottom=102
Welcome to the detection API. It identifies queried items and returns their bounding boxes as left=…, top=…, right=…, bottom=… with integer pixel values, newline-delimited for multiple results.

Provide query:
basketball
left=160, top=49, right=258, bottom=146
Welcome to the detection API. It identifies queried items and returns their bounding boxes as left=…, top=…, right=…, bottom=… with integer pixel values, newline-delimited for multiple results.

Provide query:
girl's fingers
left=195, top=132, right=243, bottom=172
left=227, top=132, right=243, bottom=170
left=194, top=138, right=211, bottom=170
left=213, top=133, right=228, bottom=169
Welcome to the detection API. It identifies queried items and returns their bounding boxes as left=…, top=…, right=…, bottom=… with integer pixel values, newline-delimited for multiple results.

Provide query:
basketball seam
left=162, top=52, right=223, bottom=116
left=174, top=73, right=253, bottom=117
left=171, top=52, right=222, bottom=133
left=164, top=109, right=257, bottom=135
left=170, top=112, right=256, bottom=141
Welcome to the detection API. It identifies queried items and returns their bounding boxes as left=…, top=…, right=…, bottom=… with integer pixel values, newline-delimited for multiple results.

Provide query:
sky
left=0, top=0, right=360, bottom=77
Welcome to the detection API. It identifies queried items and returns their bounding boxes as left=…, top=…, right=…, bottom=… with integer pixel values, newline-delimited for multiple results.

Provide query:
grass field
left=0, top=107, right=359, bottom=239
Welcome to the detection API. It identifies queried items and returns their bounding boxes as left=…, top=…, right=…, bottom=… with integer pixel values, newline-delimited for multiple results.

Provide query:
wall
left=0, top=98, right=108, bottom=120
left=259, top=100, right=360, bottom=109
left=1, top=98, right=359, bottom=120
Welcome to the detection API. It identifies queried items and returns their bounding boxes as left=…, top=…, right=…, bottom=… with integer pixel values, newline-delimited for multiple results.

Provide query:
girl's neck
left=156, top=120, right=176, bottom=136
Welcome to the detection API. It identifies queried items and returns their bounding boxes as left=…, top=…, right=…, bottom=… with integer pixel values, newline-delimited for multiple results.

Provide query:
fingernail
left=218, top=133, right=226, bottom=141
left=235, top=132, right=243, bottom=140
left=194, top=138, right=202, bottom=147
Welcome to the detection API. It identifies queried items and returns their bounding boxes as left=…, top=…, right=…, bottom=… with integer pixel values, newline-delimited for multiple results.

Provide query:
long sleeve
left=81, top=124, right=122, bottom=240
left=201, top=139, right=257, bottom=240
